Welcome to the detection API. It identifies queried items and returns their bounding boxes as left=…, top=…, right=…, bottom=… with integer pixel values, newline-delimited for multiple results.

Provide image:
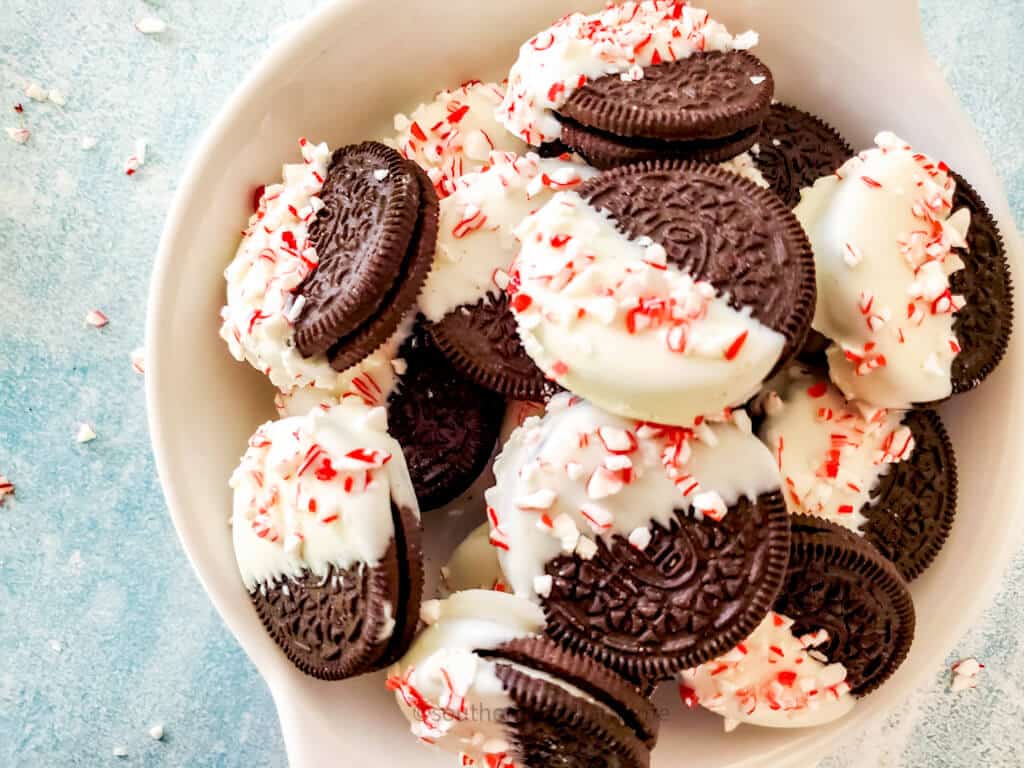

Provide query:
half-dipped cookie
left=796, top=132, right=1012, bottom=407
left=507, top=160, right=815, bottom=426
left=387, top=318, right=505, bottom=510
left=420, top=151, right=598, bottom=399
left=389, top=590, right=657, bottom=767
left=485, top=394, right=790, bottom=682
left=758, top=370, right=957, bottom=581
left=230, top=399, right=423, bottom=679
left=499, top=3, right=767, bottom=168
left=680, top=514, right=915, bottom=730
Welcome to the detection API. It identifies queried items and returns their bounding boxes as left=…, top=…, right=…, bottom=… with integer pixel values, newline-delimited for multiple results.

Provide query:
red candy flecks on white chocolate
left=758, top=369, right=916, bottom=533
left=219, top=138, right=340, bottom=393
left=394, top=81, right=527, bottom=199
left=230, top=399, right=418, bottom=591
left=499, top=1, right=758, bottom=145
left=797, top=132, right=971, bottom=407
left=485, top=393, right=780, bottom=599
left=504, top=191, right=785, bottom=427
left=679, top=611, right=855, bottom=731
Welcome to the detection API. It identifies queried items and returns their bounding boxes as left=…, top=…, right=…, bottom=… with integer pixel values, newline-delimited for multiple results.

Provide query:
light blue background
left=1, top=1, right=1021, bottom=765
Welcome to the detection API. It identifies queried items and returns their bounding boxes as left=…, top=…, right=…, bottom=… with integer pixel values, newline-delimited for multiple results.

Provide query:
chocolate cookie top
left=754, top=104, right=854, bottom=207
left=326, top=160, right=438, bottom=372
left=486, top=395, right=790, bottom=682
left=387, top=319, right=505, bottom=511
left=295, top=142, right=420, bottom=356
left=948, top=171, right=1014, bottom=394
left=861, top=409, right=958, bottom=581
left=559, top=51, right=773, bottom=141
left=775, top=515, right=915, bottom=696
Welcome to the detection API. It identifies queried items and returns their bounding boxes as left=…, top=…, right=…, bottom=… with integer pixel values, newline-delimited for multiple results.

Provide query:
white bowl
left=146, top=1, right=1023, bottom=766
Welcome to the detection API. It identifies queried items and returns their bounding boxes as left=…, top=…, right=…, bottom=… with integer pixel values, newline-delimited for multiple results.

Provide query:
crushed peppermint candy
left=48, top=89, right=67, bottom=107
left=112, top=746, right=128, bottom=758
left=148, top=723, right=165, bottom=741
left=130, top=347, right=146, bottom=375
left=6, top=126, right=30, bottom=144
left=0, top=474, right=14, bottom=506
left=393, top=80, right=526, bottom=199
left=76, top=423, right=97, bottom=443
left=80, top=136, right=98, bottom=150
left=24, top=82, right=47, bottom=101
left=950, top=657, right=984, bottom=692
left=500, top=1, right=757, bottom=145
left=124, top=138, right=147, bottom=176
left=135, top=16, right=167, bottom=34
left=85, top=309, right=109, bottom=328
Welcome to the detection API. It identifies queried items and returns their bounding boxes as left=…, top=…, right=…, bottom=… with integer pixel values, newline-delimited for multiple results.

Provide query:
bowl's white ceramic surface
left=146, top=1, right=1023, bottom=766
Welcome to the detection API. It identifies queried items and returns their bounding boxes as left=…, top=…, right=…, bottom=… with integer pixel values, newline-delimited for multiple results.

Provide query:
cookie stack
left=217, top=2, right=1012, bottom=766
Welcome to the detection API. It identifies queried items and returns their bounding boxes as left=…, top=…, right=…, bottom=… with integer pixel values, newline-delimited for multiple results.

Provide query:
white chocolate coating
left=230, top=400, right=419, bottom=590
left=444, top=523, right=506, bottom=594
left=273, top=314, right=415, bottom=418
left=796, top=132, right=970, bottom=407
left=219, top=138, right=339, bottom=393
left=393, top=81, right=527, bottom=199
left=680, top=611, right=855, bottom=730
left=389, top=591, right=545, bottom=763
left=499, top=1, right=758, bottom=145
left=758, top=369, right=916, bottom=533
left=485, top=394, right=780, bottom=599
left=419, top=151, right=598, bottom=322
left=508, top=192, right=785, bottom=426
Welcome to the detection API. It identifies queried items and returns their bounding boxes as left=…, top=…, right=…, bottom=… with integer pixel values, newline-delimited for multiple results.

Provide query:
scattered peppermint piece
left=950, top=657, right=984, bottom=692
left=750, top=75, right=767, bottom=85
left=13, top=103, right=24, bottom=114
left=81, top=136, right=98, bottom=150
left=24, top=82, right=47, bottom=101
left=48, top=89, right=67, bottom=107
left=148, top=724, right=164, bottom=741
left=112, top=746, right=128, bottom=758
left=135, top=16, right=167, bottom=34
left=85, top=309, right=109, bottom=328
left=0, top=474, right=14, bottom=505
left=124, top=139, right=147, bottom=176
left=628, top=526, right=651, bottom=550
left=6, top=126, right=30, bottom=144
left=49, top=639, right=63, bottom=653
left=130, top=347, right=146, bottom=375
left=76, top=423, right=97, bottom=443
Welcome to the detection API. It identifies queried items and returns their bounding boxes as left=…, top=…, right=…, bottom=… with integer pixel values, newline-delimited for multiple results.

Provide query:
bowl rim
left=146, top=0, right=1024, bottom=765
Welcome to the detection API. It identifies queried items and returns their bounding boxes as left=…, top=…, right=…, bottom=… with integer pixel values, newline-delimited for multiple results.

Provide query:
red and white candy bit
left=130, top=347, right=145, bottom=375
left=6, top=126, right=30, bottom=144
left=85, top=309, right=109, bottom=328
left=692, top=491, right=727, bottom=522
left=0, top=474, right=14, bottom=506
left=123, top=138, right=147, bottom=176
left=950, top=657, right=984, bottom=692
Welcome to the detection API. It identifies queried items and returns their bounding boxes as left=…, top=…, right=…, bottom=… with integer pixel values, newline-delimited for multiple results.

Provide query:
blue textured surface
left=0, top=1, right=1021, bottom=765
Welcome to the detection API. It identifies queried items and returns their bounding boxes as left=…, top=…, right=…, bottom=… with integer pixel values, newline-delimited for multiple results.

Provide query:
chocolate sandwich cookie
left=292, top=141, right=439, bottom=372
left=948, top=172, right=1014, bottom=394
left=418, top=152, right=597, bottom=400
left=387, top=319, right=505, bottom=511
left=760, top=372, right=958, bottom=581
left=754, top=104, right=854, bottom=208
left=508, top=160, right=815, bottom=427
left=555, top=51, right=774, bottom=170
left=774, top=515, right=915, bottom=696
left=231, top=399, right=423, bottom=680
left=390, top=591, right=655, bottom=768
left=486, top=395, right=790, bottom=683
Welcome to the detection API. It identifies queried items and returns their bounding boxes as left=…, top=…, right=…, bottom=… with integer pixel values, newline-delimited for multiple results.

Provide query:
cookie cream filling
left=485, top=393, right=780, bottom=599
left=719, top=151, right=769, bottom=189
left=443, top=523, right=507, bottom=594
left=388, top=591, right=546, bottom=764
left=498, top=1, right=758, bottom=145
left=680, top=611, right=855, bottom=730
left=273, top=314, right=415, bottom=418
left=419, top=151, right=598, bottom=323
left=758, top=369, right=916, bottom=533
left=230, top=399, right=418, bottom=590
left=219, top=138, right=339, bottom=393
left=796, top=132, right=971, bottom=407
left=508, top=191, right=786, bottom=426
left=393, top=81, right=527, bottom=199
